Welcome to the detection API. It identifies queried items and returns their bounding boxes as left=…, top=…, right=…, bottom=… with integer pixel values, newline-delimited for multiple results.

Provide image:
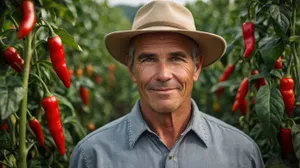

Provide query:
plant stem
left=9, top=15, right=19, bottom=30
left=31, top=73, right=52, bottom=97
left=291, top=4, right=300, bottom=94
left=19, top=32, right=33, bottom=168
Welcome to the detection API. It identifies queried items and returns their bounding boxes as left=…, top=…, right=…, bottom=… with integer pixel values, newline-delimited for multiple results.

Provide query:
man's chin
left=150, top=101, right=180, bottom=113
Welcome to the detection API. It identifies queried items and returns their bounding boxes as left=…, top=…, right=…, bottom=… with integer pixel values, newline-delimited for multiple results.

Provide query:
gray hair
left=128, top=39, right=201, bottom=71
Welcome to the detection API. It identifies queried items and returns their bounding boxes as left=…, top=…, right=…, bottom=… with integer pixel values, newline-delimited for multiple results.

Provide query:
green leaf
left=267, top=164, right=288, bottom=168
left=0, top=76, right=25, bottom=120
left=249, top=74, right=263, bottom=82
left=258, top=37, right=284, bottom=69
left=0, top=56, right=9, bottom=75
left=249, top=123, right=263, bottom=140
left=0, top=131, right=12, bottom=149
left=63, top=127, right=73, bottom=143
left=255, top=86, right=284, bottom=141
left=224, top=43, right=234, bottom=56
left=210, top=80, right=237, bottom=93
left=264, top=154, right=286, bottom=168
left=53, top=28, right=83, bottom=52
left=289, top=36, right=300, bottom=43
left=292, top=124, right=300, bottom=160
left=270, top=69, right=283, bottom=79
left=0, top=29, right=15, bottom=38
left=79, top=77, right=95, bottom=88
left=50, top=9, right=57, bottom=22
left=53, top=93, right=76, bottom=117
left=63, top=116, right=86, bottom=139
left=4, top=0, right=14, bottom=10
left=269, top=5, right=289, bottom=37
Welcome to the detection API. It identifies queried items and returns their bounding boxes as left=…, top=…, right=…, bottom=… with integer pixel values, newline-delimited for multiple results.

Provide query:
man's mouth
left=150, top=88, right=176, bottom=93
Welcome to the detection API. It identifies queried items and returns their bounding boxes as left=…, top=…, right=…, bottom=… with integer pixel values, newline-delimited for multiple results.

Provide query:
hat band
left=135, top=21, right=189, bottom=30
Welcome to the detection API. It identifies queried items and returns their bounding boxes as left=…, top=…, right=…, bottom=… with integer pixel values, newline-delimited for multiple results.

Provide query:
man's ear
left=125, top=55, right=137, bottom=83
left=193, top=55, right=203, bottom=82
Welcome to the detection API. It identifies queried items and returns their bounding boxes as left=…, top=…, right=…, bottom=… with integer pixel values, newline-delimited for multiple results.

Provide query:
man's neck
left=140, top=99, right=192, bottom=149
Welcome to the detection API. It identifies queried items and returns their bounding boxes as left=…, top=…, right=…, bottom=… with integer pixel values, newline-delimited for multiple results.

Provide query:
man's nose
left=156, top=62, right=172, bottom=82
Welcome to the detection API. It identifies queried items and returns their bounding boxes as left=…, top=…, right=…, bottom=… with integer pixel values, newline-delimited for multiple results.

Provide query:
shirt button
left=168, top=156, right=173, bottom=160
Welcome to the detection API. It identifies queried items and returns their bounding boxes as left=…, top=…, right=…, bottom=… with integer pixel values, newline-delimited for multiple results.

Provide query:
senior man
left=69, top=1, right=264, bottom=167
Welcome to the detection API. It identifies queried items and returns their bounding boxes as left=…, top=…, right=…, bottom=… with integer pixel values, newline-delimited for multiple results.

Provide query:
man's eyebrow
left=137, top=52, right=157, bottom=61
left=170, top=51, right=188, bottom=58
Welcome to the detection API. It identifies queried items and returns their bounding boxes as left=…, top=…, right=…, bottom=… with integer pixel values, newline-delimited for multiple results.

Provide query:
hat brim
left=104, top=26, right=227, bottom=67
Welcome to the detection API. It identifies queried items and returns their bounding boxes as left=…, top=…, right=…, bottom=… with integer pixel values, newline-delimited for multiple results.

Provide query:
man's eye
left=171, top=57, right=184, bottom=62
left=142, top=58, right=155, bottom=62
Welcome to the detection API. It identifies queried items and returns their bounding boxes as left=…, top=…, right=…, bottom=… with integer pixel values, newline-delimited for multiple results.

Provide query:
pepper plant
left=188, top=0, right=300, bottom=167
left=0, top=0, right=134, bottom=167
left=0, top=0, right=85, bottom=167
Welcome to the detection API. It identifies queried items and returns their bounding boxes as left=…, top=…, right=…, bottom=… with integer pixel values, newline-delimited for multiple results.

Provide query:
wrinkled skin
left=128, top=32, right=202, bottom=114
left=126, top=32, right=203, bottom=149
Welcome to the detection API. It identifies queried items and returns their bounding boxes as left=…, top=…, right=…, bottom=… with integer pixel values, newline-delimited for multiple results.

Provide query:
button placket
left=165, top=134, right=186, bottom=168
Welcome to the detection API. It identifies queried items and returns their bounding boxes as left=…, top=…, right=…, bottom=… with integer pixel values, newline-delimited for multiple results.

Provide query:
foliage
left=187, top=0, right=300, bottom=167
left=0, top=0, right=300, bottom=167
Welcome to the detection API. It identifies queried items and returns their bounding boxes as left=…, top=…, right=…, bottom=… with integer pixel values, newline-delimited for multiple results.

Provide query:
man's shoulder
left=200, top=112, right=257, bottom=146
left=76, top=114, right=129, bottom=149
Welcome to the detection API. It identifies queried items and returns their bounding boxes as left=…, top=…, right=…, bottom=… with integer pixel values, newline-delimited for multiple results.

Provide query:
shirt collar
left=127, top=99, right=149, bottom=149
left=126, top=99, right=210, bottom=149
left=187, top=99, right=209, bottom=147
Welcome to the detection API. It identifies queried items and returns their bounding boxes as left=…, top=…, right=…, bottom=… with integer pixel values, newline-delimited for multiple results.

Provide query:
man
left=69, top=1, right=264, bottom=167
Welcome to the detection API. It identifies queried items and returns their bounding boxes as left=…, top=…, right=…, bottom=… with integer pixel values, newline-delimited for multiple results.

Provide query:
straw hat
left=104, top=0, right=226, bottom=67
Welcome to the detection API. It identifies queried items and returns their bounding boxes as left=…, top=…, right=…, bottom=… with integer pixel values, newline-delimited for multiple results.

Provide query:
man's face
left=128, top=32, right=203, bottom=113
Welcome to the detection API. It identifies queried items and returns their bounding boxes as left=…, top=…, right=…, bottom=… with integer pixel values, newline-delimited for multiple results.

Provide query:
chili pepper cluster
left=232, top=77, right=249, bottom=112
left=242, top=21, right=255, bottom=58
left=280, top=77, right=295, bottom=117
left=251, top=70, right=266, bottom=90
left=238, top=20, right=296, bottom=158
left=1, top=0, right=35, bottom=72
left=0, top=0, right=72, bottom=156
left=216, top=20, right=296, bottom=159
left=216, top=64, right=235, bottom=98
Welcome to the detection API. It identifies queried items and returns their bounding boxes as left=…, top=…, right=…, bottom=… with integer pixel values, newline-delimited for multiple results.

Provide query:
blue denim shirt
left=69, top=99, right=264, bottom=168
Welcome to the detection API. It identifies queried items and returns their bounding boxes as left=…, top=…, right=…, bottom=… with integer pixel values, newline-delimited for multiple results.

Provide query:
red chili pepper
left=251, top=70, right=267, bottom=90
left=69, top=68, right=74, bottom=77
left=1, top=124, right=8, bottom=131
left=48, top=32, right=71, bottom=88
left=280, top=128, right=294, bottom=157
left=239, top=99, right=248, bottom=116
left=29, top=117, right=45, bottom=146
left=274, top=56, right=282, bottom=70
left=80, top=86, right=89, bottom=105
left=232, top=78, right=249, bottom=112
left=251, top=96, right=256, bottom=105
left=216, top=64, right=235, bottom=97
left=280, top=77, right=295, bottom=117
left=95, top=74, right=103, bottom=84
left=17, top=0, right=36, bottom=39
left=42, top=95, right=65, bottom=155
left=242, top=22, right=255, bottom=58
left=1, top=46, right=24, bottom=72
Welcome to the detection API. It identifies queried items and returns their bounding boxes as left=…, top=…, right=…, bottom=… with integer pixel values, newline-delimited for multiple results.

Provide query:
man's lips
left=149, top=88, right=177, bottom=92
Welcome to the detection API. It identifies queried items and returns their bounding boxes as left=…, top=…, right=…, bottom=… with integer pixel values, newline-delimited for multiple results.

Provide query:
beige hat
left=104, top=0, right=226, bottom=67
